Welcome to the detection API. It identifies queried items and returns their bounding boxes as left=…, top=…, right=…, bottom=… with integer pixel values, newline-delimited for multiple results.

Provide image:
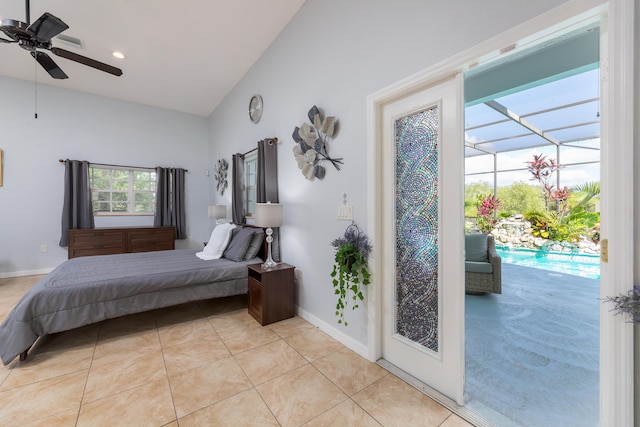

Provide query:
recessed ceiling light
left=112, top=51, right=125, bottom=59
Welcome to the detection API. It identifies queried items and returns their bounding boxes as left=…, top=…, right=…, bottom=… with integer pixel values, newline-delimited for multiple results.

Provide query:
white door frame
left=366, top=0, right=634, bottom=425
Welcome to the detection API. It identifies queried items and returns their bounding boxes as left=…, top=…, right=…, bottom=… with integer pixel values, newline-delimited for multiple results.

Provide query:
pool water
left=496, top=246, right=601, bottom=280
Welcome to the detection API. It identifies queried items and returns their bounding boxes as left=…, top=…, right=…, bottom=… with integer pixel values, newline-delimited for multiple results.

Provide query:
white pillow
left=196, top=223, right=236, bottom=260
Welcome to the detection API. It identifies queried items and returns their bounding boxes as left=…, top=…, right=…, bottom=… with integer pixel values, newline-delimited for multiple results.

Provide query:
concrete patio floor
left=465, top=263, right=599, bottom=427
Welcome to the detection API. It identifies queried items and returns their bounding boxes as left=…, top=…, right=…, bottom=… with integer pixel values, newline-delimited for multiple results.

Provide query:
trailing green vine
left=330, top=224, right=372, bottom=326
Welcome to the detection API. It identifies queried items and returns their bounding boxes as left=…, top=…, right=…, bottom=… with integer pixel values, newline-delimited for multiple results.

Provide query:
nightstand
left=247, top=263, right=295, bottom=326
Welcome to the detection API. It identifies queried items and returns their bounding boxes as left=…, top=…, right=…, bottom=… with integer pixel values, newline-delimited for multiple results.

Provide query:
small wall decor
left=214, top=158, right=228, bottom=195
left=292, top=105, right=343, bottom=180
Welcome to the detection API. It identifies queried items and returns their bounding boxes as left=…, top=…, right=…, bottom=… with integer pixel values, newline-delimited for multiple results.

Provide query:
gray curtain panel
left=59, top=159, right=94, bottom=247
left=257, top=138, right=280, bottom=262
left=154, top=167, right=187, bottom=239
left=257, top=138, right=279, bottom=203
left=231, top=153, right=246, bottom=224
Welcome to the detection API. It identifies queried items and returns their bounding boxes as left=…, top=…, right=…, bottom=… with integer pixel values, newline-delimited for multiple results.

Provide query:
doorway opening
left=463, top=25, right=601, bottom=426
left=367, top=2, right=634, bottom=425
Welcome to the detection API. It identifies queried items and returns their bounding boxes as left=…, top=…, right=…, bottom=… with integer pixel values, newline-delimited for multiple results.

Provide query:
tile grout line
left=75, top=320, right=102, bottom=426
left=155, top=314, right=180, bottom=426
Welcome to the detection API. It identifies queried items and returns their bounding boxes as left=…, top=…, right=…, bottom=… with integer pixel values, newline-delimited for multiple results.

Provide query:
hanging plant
left=603, top=284, right=640, bottom=323
left=330, top=223, right=372, bottom=326
left=292, top=105, right=343, bottom=180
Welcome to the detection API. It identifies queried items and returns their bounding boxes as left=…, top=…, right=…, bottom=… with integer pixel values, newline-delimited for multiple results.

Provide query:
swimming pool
left=496, top=246, right=600, bottom=280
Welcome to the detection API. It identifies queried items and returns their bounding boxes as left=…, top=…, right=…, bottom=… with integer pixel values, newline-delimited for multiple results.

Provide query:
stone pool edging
left=487, top=217, right=601, bottom=256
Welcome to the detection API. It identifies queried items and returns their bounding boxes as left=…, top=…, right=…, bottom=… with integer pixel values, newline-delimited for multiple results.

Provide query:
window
left=244, top=153, right=257, bottom=217
left=90, top=166, right=156, bottom=215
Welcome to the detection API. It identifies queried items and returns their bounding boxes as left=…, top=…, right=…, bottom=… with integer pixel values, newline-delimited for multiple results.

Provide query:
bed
left=0, top=223, right=266, bottom=365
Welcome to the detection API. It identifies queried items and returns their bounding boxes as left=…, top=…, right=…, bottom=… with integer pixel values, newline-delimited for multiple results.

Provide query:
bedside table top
left=248, top=262, right=294, bottom=273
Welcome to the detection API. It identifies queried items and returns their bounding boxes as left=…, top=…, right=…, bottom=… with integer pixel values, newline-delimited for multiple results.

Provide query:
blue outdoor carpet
left=465, top=263, right=599, bottom=427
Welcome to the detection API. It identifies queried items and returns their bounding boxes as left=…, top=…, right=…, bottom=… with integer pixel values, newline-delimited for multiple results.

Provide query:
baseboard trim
left=295, top=305, right=369, bottom=360
left=0, top=268, right=53, bottom=279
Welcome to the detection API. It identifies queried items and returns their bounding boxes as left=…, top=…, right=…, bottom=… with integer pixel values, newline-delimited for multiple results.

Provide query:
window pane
left=89, top=166, right=156, bottom=215
left=135, top=203, right=154, bottom=212
left=93, top=191, right=110, bottom=202
left=135, top=193, right=154, bottom=203
left=112, top=192, right=128, bottom=202
left=112, top=202, right=128, bottom=212
left=92, top=178, right=109, bottom=190
left=93, top=202, right=110, bottom=212
left=112, top=170, right=128, bottom=180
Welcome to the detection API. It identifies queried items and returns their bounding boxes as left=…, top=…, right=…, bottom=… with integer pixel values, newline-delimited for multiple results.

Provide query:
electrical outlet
left=40, top=244, right=48, bottom=253
left=337, top=206, right=354, bottom=220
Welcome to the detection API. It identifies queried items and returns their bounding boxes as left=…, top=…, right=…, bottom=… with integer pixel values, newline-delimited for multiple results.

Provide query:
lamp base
left=261, top=228, right=278, bottom=269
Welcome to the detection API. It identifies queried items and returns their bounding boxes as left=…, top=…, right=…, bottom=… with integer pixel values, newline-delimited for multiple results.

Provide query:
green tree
left=496, top=181, right=545, bottom=216
left=465, top=181, right=492, bottom=218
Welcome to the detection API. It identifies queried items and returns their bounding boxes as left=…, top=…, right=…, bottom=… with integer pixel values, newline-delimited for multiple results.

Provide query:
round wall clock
left=249, top=95, right=263, bottom=123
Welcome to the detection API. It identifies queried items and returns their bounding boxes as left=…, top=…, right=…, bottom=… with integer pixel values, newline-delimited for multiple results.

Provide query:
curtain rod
left=241, top=137, right=278, bottom=156
left=58, top=159, right=188, bottom=172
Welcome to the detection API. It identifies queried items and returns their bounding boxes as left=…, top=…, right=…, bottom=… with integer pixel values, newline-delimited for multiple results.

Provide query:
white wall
left=0, top=76, right=210, bottom=277
left=208, top=0, right=569, bottom=347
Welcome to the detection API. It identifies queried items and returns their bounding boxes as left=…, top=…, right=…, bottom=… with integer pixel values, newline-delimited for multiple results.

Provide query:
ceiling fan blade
left=26, top=13, right=68, bottom=42
left=31, top=51, right=68, bottom=79
left=0, top=37, right=16, bottom=43
left=50, top=47, right=123, bottom=76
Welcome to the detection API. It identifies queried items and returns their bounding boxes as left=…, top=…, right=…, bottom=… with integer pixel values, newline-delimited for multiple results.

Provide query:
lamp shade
left=208, top=204, right=226, bottom=219
left=254, top=203, right=283, bottom=228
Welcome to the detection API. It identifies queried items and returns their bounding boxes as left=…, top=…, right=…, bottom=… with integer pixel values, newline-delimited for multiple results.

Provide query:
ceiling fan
left=0, top=0, right=122, bottom=79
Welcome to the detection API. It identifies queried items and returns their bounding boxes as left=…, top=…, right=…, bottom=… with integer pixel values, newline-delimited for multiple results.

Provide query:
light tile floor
left=0, top=275, right=473, bottom=427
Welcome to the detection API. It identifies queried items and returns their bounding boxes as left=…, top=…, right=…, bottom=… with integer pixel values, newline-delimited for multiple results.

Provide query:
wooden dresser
left=68, top=226, right=175, bottom=258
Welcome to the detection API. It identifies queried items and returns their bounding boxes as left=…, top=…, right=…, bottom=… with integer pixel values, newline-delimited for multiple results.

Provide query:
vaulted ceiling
left=0, top=1, right=306, bottom=116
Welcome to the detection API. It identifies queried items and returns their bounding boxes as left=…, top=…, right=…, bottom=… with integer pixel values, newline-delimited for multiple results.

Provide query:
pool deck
left=465, top=263, right=599, bottom=427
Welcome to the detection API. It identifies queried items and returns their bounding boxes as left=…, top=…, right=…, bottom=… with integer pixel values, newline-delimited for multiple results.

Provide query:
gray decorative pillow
left=244, top=229, right=265, bottom=260
left=465, top=233, right=489, bottom=262
left=223, top=227, right=255, bottom=262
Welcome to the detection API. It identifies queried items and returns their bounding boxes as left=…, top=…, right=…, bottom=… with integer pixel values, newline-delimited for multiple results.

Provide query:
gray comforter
left=0, top=249, right=258, bottom=365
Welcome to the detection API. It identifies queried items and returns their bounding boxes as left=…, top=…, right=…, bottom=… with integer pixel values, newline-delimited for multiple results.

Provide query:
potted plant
left=330, top=224, right=372, bottom=326
left=603, top=285, right=640, bottom=323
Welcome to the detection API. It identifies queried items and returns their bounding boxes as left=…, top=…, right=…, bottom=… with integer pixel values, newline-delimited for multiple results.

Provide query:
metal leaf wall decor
left=214, top=158, right=228, bottom=195
left=292, top=105, right=343, bottom=180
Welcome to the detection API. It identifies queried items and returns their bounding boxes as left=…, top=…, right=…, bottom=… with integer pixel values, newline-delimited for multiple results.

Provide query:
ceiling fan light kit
left=0, top=0, right=123, bottom=79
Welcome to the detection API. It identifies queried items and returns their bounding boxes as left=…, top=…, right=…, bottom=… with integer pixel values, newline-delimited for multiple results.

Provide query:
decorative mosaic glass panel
left=394, top=106, right=439, bottom=352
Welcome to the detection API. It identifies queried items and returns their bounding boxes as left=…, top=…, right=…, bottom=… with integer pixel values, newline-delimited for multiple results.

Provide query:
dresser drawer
left=70, top=230, right=126, bottom=247
left=70, top=243, right=126, bottom=258
left=127, top=228, right=175, bottom=252
left=68, top=226, right=175, bottom=258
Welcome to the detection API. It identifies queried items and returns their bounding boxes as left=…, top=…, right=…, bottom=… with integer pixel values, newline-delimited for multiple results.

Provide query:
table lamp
left=208, top=205, right=227, bottom=224
left=254, top=202, right=283, bottom=269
